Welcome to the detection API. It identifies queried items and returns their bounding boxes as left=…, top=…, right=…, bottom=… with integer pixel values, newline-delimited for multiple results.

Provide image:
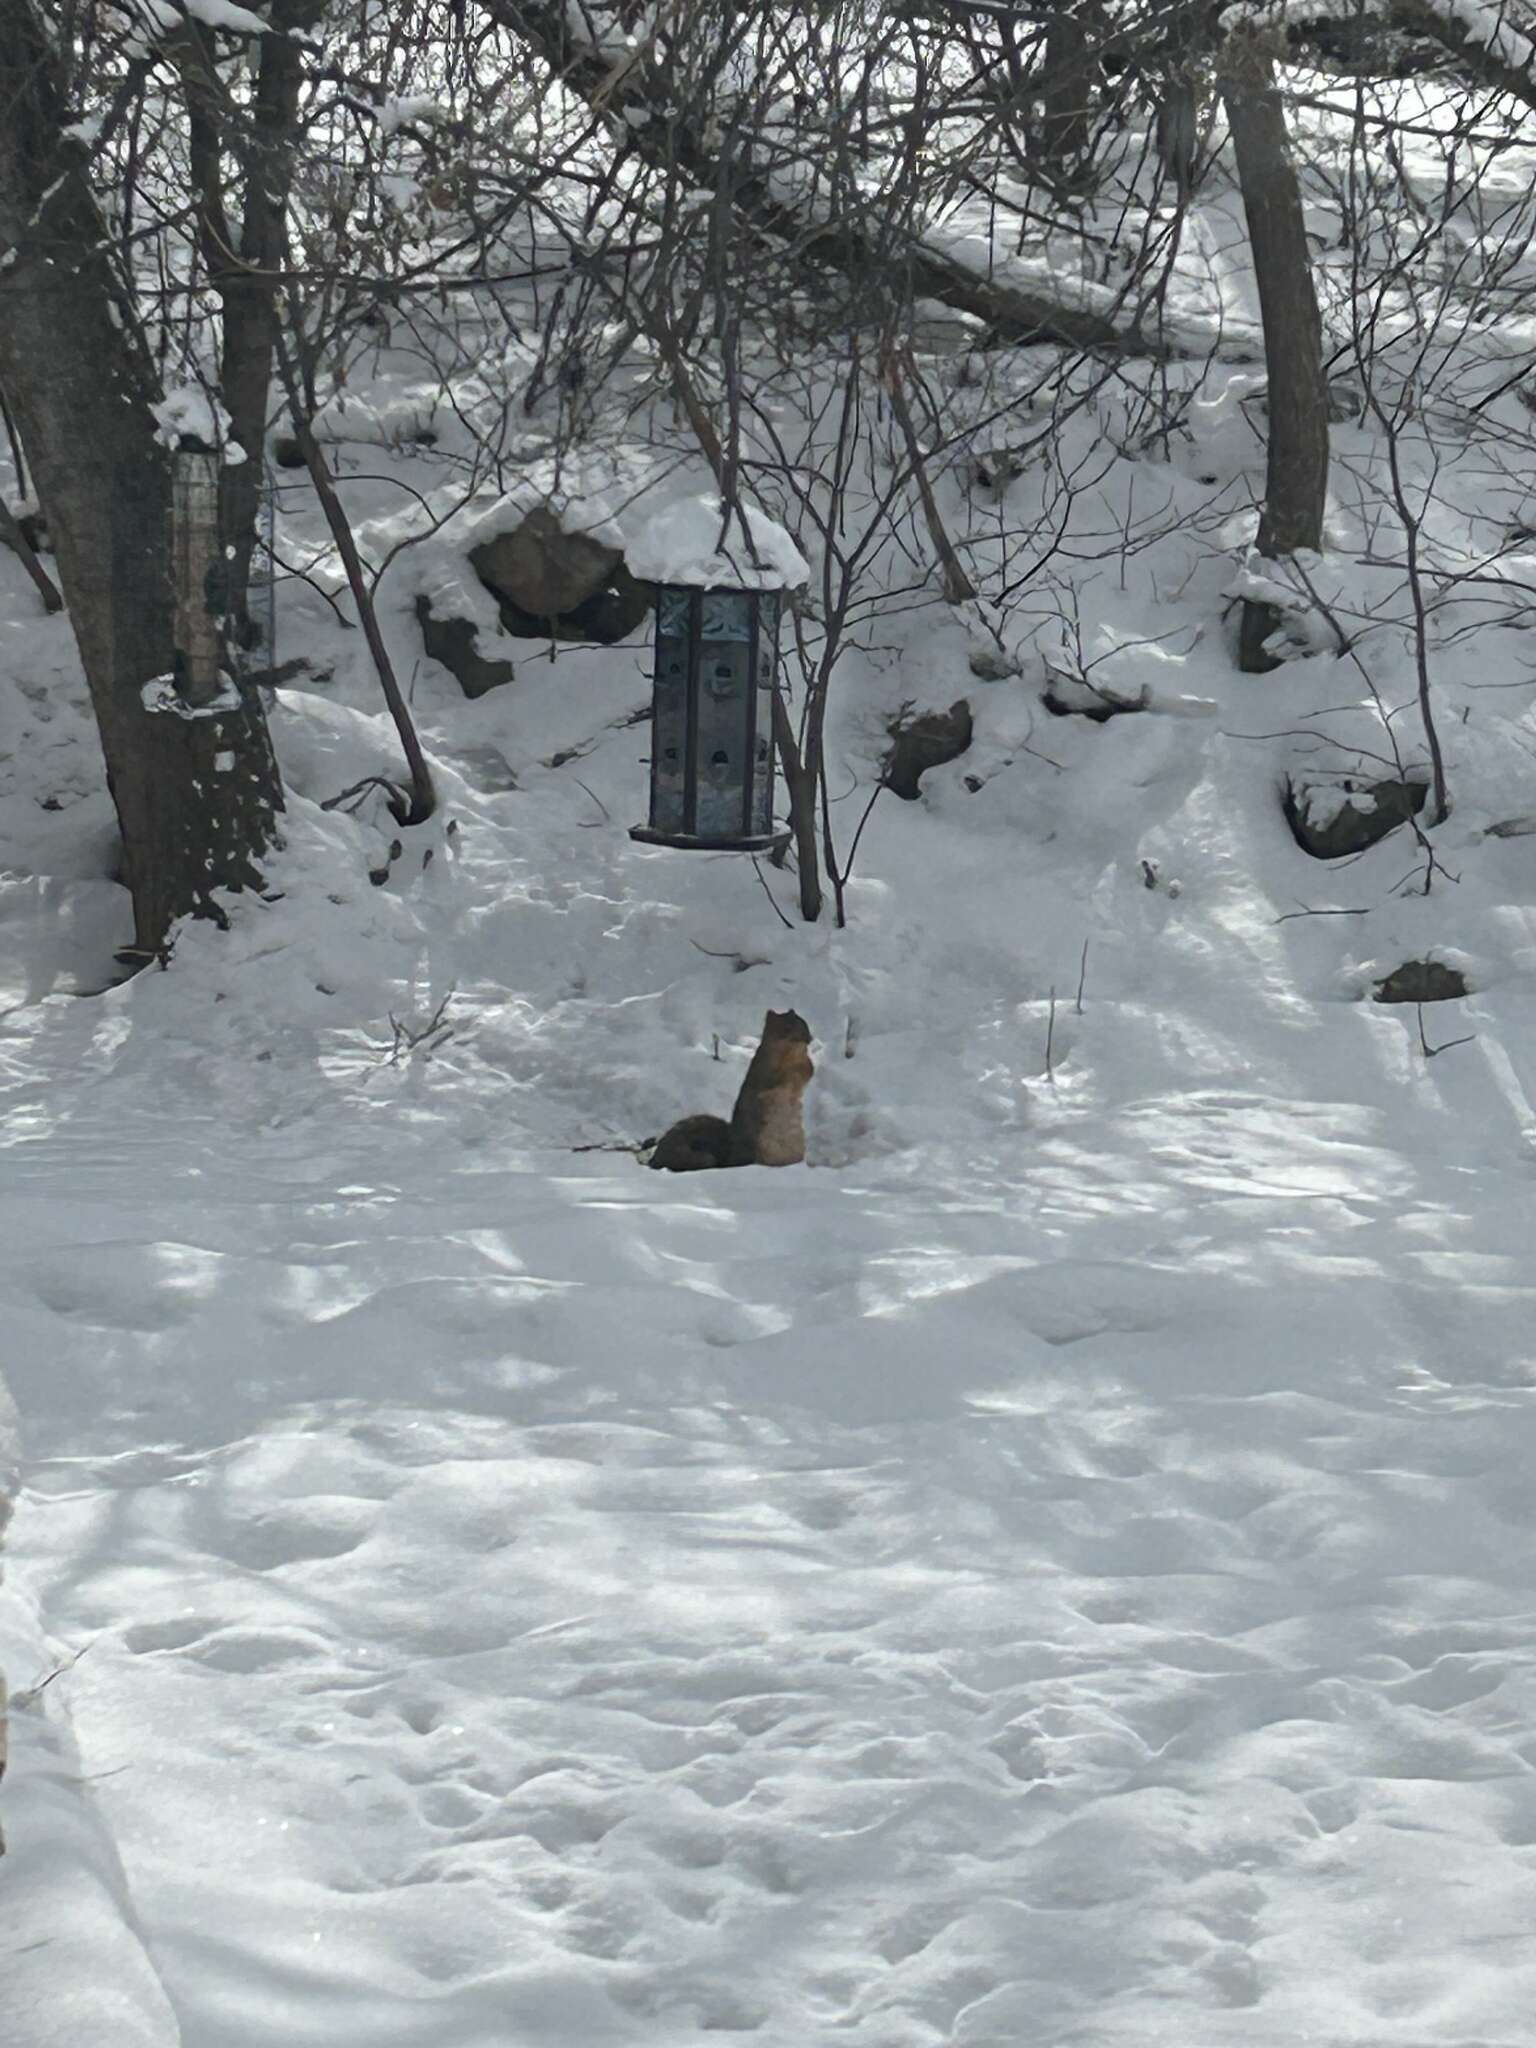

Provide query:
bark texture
left=0, top=0, right=282, bottom=953
left=1220, top=30, right=1329, bottom=672
left=180, top=0, right=323, bottom=637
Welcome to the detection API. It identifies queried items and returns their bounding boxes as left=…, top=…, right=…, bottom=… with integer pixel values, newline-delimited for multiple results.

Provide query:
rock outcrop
left=883, top=701, right=974, bottom=799
left=1373, top=959, right=1469, bottom=1004
left=414, top=597, right=516, bottom=700
left=470, top=506, right=654, bottom=644
left=1285, top=774, right=1427, bottom=860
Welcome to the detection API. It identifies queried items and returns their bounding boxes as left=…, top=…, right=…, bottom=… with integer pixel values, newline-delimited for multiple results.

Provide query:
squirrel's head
left=762, top=1008, right=811, bottom=1045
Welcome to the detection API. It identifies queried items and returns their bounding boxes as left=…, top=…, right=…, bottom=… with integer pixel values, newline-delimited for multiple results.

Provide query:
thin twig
left=751, top=855, right=794, bottom=930
left=273, top=324, right=435, bottom=826
left=1074, top=940, right=1089, bottom=1015
left=691, top=941, right=768, bottom=972
left=385, top=988, right=455, bottom=1065
left=14, top=1641, right=92, bottom=1708
left=321, top=773, right=406, bottom=815
left=570, top=775, right=610, bottom=824
left=1273, top=904, right=1370, bottom=923
left=1417, top=1002, right=1475, bottom=1059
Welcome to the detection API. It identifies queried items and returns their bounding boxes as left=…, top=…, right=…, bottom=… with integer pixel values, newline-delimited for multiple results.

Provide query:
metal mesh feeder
left=631, top=583, right=786, bottom=852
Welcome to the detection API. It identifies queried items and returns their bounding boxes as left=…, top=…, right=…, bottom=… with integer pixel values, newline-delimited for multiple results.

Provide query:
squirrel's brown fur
left=649, top=1010, right=814, bottom=1172
left=647, top=1112, right=732, bottom=1173
left=726, top=1009, right=813, bottom=1166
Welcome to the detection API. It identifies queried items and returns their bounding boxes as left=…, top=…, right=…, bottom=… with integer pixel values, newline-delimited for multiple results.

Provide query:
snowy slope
left=5, top=117, right=1536, bottom=2034
left=4, top=496, right=1536, bottom=2045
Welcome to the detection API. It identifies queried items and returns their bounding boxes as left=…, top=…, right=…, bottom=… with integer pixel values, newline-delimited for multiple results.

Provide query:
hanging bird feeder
left=632, top=585, right=785, bottom=851
left=627, top=495, right=808, bottom=853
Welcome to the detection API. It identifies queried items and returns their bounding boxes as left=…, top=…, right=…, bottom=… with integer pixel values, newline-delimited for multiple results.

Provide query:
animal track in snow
left=416, top=1783, right=486, bottom=1831
left=1186, top=1873, right=1264, bottom=1943
left=1302, top=1784, right=1358, bottom=1835
left=209, top=1499, right=375, bottom=1571
left=876, top=1909, right=950, bottom=1965
left=609, top=1979, right=768, bottom=2031
left=1201, top=1940, right=1261, bottom=2008
left=658, top=1883, right=720, bottom=1924
left=785, top=1486, right=859, bottom=1531
left=191, top=1624, right=333, bottom=1673
left=1383, top=1653, right=1509, bottom=1711
left=651, top=1826, right=728, bottom=1870
left=729, top=1832, right=806, bottom=1896
left=122, top=1614, right=328, bottom=1673
left=122, top=1614, right=215, bottom=1655
left=28, top=1242, right=222, bottom=1330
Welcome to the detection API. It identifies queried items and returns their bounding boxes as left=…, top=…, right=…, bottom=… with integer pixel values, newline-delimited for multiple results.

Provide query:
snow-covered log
left=1246, top=0, right=1536, bottom=111
left=479, top=0, right=1200, bottom=358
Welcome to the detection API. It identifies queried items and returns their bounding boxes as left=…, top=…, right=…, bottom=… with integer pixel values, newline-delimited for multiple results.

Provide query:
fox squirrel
left=649, top=1010, right=813, bottom=1171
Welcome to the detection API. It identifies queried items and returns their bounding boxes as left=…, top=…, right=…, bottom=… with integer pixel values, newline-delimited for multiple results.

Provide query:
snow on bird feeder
left=625, top=494, right=808, bottom=852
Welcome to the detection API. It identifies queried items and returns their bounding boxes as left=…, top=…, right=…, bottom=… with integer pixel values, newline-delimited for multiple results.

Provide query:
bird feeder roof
left=626, top=492, right=809, bottom=592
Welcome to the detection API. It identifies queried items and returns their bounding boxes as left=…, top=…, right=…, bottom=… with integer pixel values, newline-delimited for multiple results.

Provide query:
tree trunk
left=224, top=3, right=320, bottom=638
left=1220, top=31, right=1329, bottom=672
left=771, top=691, right=822, bottom=923
left=0, top=0, right=282, bottom=956
left=178, top=1, right=319, bottom=641
left=1034, top=3, right=1100, bottom=188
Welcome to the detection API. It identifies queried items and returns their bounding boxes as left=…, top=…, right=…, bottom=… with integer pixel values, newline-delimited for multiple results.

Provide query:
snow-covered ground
left=5, top=498, right=1536, bottom=2043
left=6, top=99, right=1536, bottom=2033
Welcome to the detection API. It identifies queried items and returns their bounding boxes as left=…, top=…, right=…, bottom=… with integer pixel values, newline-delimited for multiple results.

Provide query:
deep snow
left=5, top=545, right=1536, bottom=2042
left=5, top=78, right=1536, bottom=2043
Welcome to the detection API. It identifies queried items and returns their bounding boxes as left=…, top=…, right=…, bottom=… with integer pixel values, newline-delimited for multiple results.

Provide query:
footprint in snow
left=210, top=1499, right=375, bottom=1572
left=122, top=1614, right=213, bottom=1656
left=1384, top=1653, right=1508, bottom=1711
left=28, top=1244, right=222, bottom=1331
left=1302, top=1783, right=1358, bottom=1835
left=123, top=1615, right=328, bottom=1673
left=189, top=1625, right=331, bottom=1674
left=609, top=1980, right=767, bottom=2032
left=416, top=1783, right=488, bottom=1831
left=876, top=1908, right=950, bottom=1965
left=1201, top=1941, right=1262, bottom=2009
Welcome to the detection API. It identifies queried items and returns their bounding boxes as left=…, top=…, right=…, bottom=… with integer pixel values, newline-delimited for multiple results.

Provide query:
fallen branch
left=480, top=0, right=1210, bottom=359
left=1289, top=0, right=1536, bottom=117
left=386, top=988, right=455, bottom=1064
